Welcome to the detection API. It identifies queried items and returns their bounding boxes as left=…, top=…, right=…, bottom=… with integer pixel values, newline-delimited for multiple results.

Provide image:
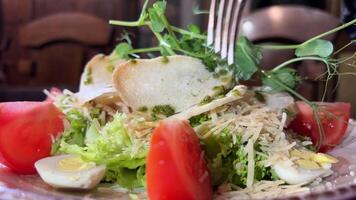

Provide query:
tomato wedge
left=0, top=102, right=64, bottom=174
left=45, top=87, right=62, bottom=102
left=288, top=101, right=351, bottom=152
left=147, top=120, right=212, bottom=200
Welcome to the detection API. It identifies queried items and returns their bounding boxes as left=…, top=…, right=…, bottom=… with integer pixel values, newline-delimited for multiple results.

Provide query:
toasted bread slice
left=113, top=55, right=230, bottom=113
left=76, top=54, right=124, bottom=104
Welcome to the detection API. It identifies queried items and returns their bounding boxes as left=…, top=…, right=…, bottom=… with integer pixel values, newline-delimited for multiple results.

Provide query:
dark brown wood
left=18, top=13, right=111, bottom=47
left=2, top=0, right=32, bottom=24
left=241, top=5, right=342, bottom=101
left=325, top=0, right=341, bottom=17
left=33, top=44, right=84, bottom=86
left=0, top=0, right=139, bottom=98
left=15, top=12, right=111, bottom=86
left=242, top=5, right=340, bottom=43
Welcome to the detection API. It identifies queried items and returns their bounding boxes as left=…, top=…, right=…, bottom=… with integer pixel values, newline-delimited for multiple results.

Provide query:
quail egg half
left=35, top=154, right=106, bottom=189
left=273, top=149, right=338, bottom=185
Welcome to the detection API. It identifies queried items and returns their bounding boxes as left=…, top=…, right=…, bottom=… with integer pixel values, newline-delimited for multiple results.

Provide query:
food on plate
left=41, top=52, right=347, bottom=197
left=76, top=53, right=124, bottom=104
left=171, top=85, right=247, bottom=120
left=289, top=101, right=351, bottom=152
left=0, top=0, right=355, bottom=199
left=0, top=102, right=64, bottom=174
left=146, top=120, right=213, bottom=200
left=264, top=92, right=295, bottom=112
left=45, top=87, right=63, bottom=102
left=113, top=55, right=231, bottom=113
left=272, top=149, right=335, bottom=185
left=55, top=112, right=149, bottom=189
left=35, top=154, right=106, bottom=189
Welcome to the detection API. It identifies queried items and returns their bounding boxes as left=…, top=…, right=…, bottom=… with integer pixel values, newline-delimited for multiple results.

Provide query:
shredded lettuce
left=56, top=113, right=148, bottom=189
left=51, top=92, right=277, bottom=190
left=51, top=109, right=88, bottom=154
left=201, top=128, right=277, bottom=188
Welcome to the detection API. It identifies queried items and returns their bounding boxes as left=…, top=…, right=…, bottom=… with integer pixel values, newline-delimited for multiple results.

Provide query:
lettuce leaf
left=51, top=108, right=89, bottom=154
left=51, top=91, right=276, bottom=190
left=201, top=128, right=276, bottom=188
left=57, top=113, right=148, bottom=189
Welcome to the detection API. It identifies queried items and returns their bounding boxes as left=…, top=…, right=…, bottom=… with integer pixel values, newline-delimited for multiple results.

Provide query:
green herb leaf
left=199, top=95, right=213, bottom=105
left=115, top=42, right=133, bottom=59
left=234, top=36, right=262, bottom=80
left=189, top=113, right=211, bottom=127
left=84, top=68, right=93, bottom=85
left=106, top=65, right=115, bottom=73
left=152, top=1, right=166, bottom=14
left=151, top=105, right=175, bottom=119
left=148, top=1, right=167, bottom=33
left=148, top=10, right=165, bottom=32
left=119, top=31, right=133, bottom=44
left=138, top=106, right=148, bottom=112
left=295, top=39, right=333, bottom=58
left=163, top=34, right=179, bottom=49
left=187, top=24, right=201, bottom=35
left=262, top=68, right=301, bottom=92
left=159, top=45, right=172, bottom=56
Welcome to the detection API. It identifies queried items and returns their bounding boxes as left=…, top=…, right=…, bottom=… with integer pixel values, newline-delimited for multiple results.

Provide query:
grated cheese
left=246, top=138, right=255, bottom=188
left=189, top=95, right=316, bottom=199
left=280, top=112, right=287, bottom=130
left=50, top=85, right=333, bottom=199
left=216, top=180, right=309, bottom=200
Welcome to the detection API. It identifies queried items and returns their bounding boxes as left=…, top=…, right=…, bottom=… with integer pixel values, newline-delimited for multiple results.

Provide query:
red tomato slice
left=288, top=101, right=351, bottom=152
left=45, top=87, right=62, bottom=102
left=0, top=102, right=64, bottom=174
left=146, top=120, right=213, bottom=200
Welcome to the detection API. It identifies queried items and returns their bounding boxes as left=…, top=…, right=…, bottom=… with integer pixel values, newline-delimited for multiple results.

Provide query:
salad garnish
left=109, top=0, right=355, bottom=152
left=0, top=1, right=355, bottom=199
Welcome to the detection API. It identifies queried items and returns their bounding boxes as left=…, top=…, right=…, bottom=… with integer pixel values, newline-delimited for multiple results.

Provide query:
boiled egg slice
left=273, top=159, right=332, bottom=185
left=35, top=154, right=106, bottom=189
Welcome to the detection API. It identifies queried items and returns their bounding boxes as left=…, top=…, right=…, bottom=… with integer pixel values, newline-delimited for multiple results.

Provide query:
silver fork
left=207, top=0, right=247, bottom=65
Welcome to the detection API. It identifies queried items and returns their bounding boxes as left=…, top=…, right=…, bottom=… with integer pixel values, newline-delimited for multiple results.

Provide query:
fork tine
left=207, top=0, right=217, bottom=46
left=214, top=0, right=226, bottom=53
left=221, top=0, right=234, bottom=59
left=228, top=0, right=246, bottom=65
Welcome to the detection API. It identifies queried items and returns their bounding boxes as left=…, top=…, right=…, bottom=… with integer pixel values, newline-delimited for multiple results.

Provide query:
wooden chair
left=241, top=5, right=341, bottom=101
left=17, top=12, right=111, bottom=87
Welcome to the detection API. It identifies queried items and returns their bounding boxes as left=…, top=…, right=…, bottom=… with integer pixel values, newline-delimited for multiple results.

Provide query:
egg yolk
left=58, top=156, right=96, bottom=172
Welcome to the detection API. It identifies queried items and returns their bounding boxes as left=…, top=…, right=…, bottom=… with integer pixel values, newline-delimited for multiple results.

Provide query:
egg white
left=35, top=154, right=106, bottom=189
left=273, top=160, right=332, bottom=185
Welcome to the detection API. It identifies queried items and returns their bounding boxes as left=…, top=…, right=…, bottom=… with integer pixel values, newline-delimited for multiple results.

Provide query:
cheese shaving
left=216, top=180, right=309, bottom=200
left=246, top=138, right=255, bottom=188
left=190, top=94, right=314, bottom=198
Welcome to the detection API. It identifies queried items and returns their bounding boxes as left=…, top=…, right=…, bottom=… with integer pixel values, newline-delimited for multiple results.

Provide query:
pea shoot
left=109, top=0, right=356, bottom=151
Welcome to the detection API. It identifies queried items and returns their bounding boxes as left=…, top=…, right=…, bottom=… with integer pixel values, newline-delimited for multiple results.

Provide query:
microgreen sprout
left=108, top=1, right=356, bottom=151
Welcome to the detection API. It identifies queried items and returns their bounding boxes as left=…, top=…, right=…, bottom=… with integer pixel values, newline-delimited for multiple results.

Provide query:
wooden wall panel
left=1, top=0, right=139, bottom=89
left=2, top=0, right=32, bottom=25
left=34, top=44, right=83, bottom=85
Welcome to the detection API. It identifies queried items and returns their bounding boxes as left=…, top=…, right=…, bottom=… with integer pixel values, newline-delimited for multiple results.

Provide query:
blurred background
left=0, top=0, right=355, bottom=116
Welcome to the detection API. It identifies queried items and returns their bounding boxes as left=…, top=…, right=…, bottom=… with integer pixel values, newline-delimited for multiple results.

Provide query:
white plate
left=1, top=120, right=356, bottom=200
